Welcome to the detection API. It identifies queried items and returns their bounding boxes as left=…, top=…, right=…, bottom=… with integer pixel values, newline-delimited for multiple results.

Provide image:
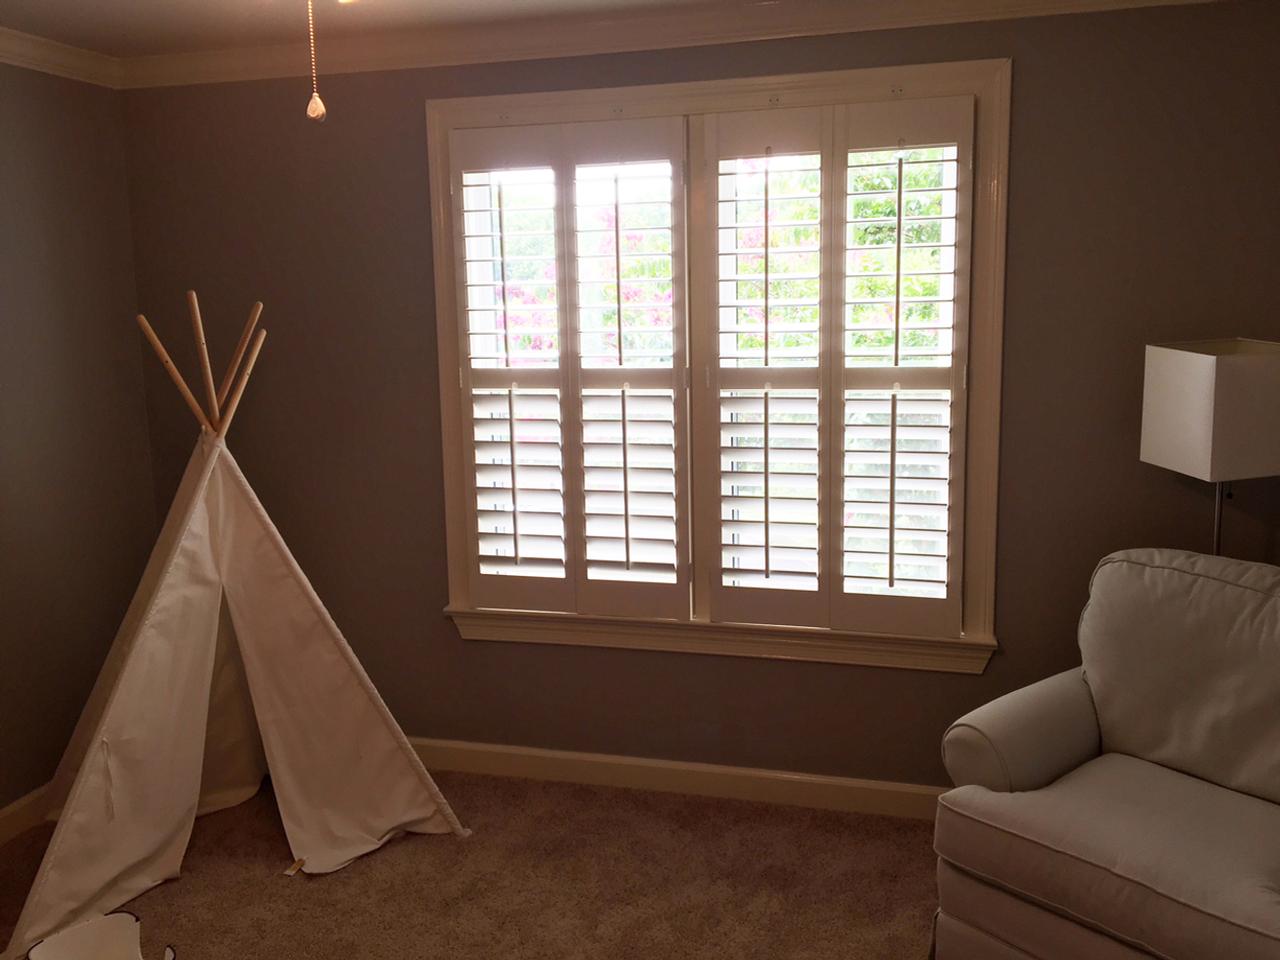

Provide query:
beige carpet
left=1, top=772, right=937, bottom=959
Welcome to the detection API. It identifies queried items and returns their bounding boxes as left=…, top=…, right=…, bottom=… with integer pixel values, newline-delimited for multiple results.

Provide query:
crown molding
left=0, top=25, right=121, bottom=87
left=0, top=0, right=1219, bottom=90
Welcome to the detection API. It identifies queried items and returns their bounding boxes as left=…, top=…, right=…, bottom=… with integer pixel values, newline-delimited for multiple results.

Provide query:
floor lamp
left=1140, top=339, right=1280, bottom=555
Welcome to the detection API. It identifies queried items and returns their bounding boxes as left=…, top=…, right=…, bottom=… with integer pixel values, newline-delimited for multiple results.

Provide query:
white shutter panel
left=564, top=119, right=689, bottom=620
left=699, top=108, right=830, bottom=629
left=831, top=97, right=973, bottom=638
left=452, top=129, right=574, bottom=612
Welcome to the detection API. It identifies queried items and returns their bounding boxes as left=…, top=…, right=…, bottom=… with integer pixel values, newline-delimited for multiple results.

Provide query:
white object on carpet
left=28, top=913, right=174, bottom=960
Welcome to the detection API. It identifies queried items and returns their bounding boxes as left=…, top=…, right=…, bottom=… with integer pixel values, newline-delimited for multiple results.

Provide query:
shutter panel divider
left=888, top=392, right=898, bottom=588
left=506, top=388, right=521, bottom=564
left=687, top=113, right=716, bottom=625
left=496, top=182, right=514, bottom=366
left=555, top=145, right=586, bottom=603
left=762, top=390, right=770, bottom=578
left=892, top=155, right=904, bottom=367
left=620, top=386, right=632, bottom=568
left=820, top=103, right=846, bottom=627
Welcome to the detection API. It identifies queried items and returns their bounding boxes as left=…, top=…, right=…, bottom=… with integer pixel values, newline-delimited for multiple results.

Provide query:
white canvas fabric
left=27, top=913, right=172, bottom=960
left=195, top=600, right=266, bottom=817
left=40, top=441, right=236, bottom=821
left=6, top=437, right=465, bottom=958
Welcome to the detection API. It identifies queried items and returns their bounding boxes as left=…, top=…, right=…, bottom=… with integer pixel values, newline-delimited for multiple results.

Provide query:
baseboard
left=0, top=784, right=50, bottom=848
left=0, top=741, right=941, bottom=849
left=411, top=737, right=944, bottom=821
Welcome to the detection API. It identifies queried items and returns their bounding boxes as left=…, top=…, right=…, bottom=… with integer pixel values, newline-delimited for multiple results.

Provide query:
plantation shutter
left=830, top=96, right=973, bottom=638
left=695, top=98, right=973, bottom=636
left=451, top=124, right=572, bottom=612
left=561, top=118, right=689, bottom=620
left=450, top=118, right=689, bottom=617
left=697, top=107, right=832, bottom=629
left=450, top=94, right=974, bottom=637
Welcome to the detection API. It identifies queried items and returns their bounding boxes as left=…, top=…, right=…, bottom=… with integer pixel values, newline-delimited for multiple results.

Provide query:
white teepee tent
left=5, top=294, right=465, bottom=958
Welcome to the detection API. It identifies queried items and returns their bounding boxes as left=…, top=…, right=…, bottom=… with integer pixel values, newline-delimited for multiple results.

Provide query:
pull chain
left=305, top=0, right=327, bottom=122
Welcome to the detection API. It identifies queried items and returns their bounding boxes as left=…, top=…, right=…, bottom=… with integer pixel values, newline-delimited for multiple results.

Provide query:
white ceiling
left=0, top=0, right=708, bottom=58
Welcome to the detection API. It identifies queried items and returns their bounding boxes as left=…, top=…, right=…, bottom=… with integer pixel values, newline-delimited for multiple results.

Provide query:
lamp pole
left=1212, top=481, right=1231, bottom=556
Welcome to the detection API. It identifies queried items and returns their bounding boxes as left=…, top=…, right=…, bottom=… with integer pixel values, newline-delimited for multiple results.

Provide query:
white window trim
left=426, top=58, right=1010, bottom=674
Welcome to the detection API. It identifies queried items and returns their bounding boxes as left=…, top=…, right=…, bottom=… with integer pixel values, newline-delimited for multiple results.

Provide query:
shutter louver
left=717, top=154, right=822, bottom=368
left=574, top=161, right=676, bottom=369
left=845, top=148, right=958, bottom=368
left=461, top=168, right=560, bottom=369
left=472, top=387, right=566, bottom=579
left=582, top=388, right=678, bottom=583
left=720, top=389, right=820, bottom=591
left=843, top=390, right=949, bottom=598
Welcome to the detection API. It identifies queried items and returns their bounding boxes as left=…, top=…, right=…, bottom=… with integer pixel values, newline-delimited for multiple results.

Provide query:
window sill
left=446, top=607, right=996, bottom=674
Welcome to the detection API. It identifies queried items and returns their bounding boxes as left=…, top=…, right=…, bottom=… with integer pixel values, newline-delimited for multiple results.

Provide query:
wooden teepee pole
left=217, top=328, right=266, bottom=439
left=187, top=290, right=220, bottom=426
left=136, top=314, right=215, bottom=433
left=218, top=301, right=264, bottom=408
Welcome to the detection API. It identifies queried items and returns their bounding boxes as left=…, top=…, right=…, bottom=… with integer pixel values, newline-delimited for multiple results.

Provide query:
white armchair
left=932, top=549, right=1280, bottom=960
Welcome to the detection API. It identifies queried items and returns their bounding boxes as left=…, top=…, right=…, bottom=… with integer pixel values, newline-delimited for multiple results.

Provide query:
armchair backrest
left=1079, top=548, right=1280, bottom=805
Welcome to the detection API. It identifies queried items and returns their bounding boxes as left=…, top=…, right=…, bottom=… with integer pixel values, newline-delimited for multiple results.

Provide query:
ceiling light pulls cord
left=306, top=0, right=326, bottom=122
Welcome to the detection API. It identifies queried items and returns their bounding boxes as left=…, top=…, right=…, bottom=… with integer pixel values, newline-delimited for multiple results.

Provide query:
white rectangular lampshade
left=1141, top=339, right=1280, bottom=482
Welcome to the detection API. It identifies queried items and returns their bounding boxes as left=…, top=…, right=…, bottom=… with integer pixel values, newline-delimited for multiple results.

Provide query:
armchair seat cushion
left=935, top=753, right=1280, bottom=960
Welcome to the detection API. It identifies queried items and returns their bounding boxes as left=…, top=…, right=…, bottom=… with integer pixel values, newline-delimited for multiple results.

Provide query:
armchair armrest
left=942, top=668, right=1100, bottom=792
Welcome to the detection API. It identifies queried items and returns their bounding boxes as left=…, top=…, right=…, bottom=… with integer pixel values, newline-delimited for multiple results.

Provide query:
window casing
left=428, top=61, right=1009, bottom=674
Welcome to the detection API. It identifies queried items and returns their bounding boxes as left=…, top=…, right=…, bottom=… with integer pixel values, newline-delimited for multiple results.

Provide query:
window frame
left=427, top=58, right=1010, bottom=674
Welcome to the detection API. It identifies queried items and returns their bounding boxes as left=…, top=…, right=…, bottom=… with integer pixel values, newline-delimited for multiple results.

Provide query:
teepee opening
left=5, top=293, right=466, bottom=959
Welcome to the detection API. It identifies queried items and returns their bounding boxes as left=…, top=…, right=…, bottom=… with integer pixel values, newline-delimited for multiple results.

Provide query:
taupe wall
left=0, top=65, right=155, bottom=806
left=122, top=0, right=1279, bottom=787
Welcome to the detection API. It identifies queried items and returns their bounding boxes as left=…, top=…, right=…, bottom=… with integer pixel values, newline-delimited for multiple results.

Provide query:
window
left=429, top=61, right=1009, bottom=673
